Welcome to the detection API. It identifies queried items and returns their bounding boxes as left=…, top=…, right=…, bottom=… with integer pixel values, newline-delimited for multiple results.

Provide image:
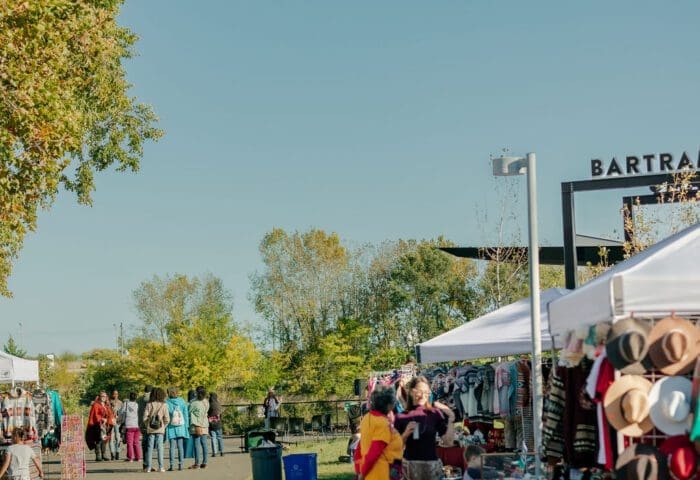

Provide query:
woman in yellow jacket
left=357, top=385, right=404, bottom=480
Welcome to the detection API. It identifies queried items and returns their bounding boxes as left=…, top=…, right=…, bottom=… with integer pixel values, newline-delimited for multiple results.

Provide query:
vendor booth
left=416, top=287, right=569, bottom=363
left=548, top=222, right=700, bottom=340
left=0, top=350, right=39, bottom=385
left=541, top=223, right=700, bottom=479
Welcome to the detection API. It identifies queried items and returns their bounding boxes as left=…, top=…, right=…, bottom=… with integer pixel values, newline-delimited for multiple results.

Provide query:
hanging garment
left=542, top=366, right=566, bottom=462
left=563, top=360, right=597, bottom=468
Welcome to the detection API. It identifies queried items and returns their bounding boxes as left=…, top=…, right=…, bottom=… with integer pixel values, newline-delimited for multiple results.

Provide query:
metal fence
left=221, top=399, right=362, bottom=436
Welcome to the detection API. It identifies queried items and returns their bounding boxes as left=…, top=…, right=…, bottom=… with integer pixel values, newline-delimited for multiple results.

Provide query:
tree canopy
left=0, top=0, right=162, bottom=296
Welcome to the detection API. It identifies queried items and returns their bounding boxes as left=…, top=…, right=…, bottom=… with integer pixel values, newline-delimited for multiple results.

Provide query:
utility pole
left=120, top=322, right=124, bottom=356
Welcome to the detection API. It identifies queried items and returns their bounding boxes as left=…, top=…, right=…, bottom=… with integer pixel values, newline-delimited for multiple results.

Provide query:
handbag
left=389, top=460, right=403, bottom=480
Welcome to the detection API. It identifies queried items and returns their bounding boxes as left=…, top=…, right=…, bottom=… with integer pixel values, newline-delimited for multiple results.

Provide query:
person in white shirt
left=0, top=429, right=44, bottom=480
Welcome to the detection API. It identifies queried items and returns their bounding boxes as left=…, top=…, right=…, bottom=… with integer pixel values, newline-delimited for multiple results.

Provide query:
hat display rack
left=607, top=312, right=700, bottom=480
left=613, top=313, right=699, bottom=452
left=554, top=312, right=700, bottom=479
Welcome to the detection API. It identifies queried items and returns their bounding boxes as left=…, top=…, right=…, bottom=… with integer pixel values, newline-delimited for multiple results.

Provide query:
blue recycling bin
left=283, top=453, right=318, bottom=480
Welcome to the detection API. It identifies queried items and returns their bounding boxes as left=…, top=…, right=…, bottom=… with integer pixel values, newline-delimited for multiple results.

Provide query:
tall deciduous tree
left=387, top=239, right=479, bottom=349
left=250, top=228, right=351, bottom=351
left=0, top=0, right=163, bottom=296
left=128, top=274, right=259, bottom=391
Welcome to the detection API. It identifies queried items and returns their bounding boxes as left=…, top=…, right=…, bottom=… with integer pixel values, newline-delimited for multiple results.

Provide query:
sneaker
left=200, top=464, right=207, bottom=469
left=167, top=467, right=174, bottom=471
left=159, top=468, right=166, bottom=472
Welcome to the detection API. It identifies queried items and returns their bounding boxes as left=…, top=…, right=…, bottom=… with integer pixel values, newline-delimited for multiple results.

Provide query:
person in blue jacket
left=165, top=387, right=190, bottom=471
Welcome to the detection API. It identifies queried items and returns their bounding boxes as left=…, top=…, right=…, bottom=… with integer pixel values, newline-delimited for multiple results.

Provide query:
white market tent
left=416, top=288, right=569, bottom=363
left=0, top=350, right=39, bottom=384
left=548, top=223, right=700, bottom=342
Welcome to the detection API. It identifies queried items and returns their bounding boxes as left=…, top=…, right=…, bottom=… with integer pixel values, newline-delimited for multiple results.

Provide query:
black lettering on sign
left=643, top=154, right=655, bottom=172
left=607, top=158, right=622, bottom=176
left=677, top=151, right=693, bottom=170
left=626, top=156, right=640, bottom=174
left=591, top=159, right=604, bottom=177
left=659, top=153, right=673, bottom=171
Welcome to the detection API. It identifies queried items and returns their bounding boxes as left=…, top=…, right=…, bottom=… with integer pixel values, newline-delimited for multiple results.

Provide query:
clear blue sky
left=2, top=1, right=700, bottom=354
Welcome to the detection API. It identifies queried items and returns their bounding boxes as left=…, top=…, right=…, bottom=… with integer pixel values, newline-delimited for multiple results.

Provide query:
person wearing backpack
left=142, top=387, right=170, bottom=473
left=165, top=387, right=190, bottom=471
left=208, top=392, right=224, bottom=457
left=120, top=392, right=142, bottom=463
left=188, top=387, right=210, bottom=469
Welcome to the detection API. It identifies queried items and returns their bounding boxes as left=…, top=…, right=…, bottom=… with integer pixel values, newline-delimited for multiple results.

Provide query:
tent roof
left=0, top=350, right=39, bottom=383
left=416, top=288, right=569, bottom=363
left=548, top=223, right=700, bottom=341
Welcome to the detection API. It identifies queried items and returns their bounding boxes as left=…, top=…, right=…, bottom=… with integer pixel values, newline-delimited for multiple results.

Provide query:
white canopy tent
left=416, top=288, right=569, bottom=363
left=0, top=350, right=39, bottom=385
left=548, top=223, right=700, bottom=342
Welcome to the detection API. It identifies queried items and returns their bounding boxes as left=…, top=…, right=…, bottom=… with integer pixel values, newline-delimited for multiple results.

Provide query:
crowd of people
left=85, top=385, right=225, bottom=473
left=355, top=376, right=495, bottom=480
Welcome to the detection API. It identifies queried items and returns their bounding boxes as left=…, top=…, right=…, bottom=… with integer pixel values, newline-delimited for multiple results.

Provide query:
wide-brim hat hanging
left=606, top=317, right=652, bottom=374
left=616, top=444, right=669, bottom=480
left=604, top=375, right=654, bottom=437
left=648, top=316, right=700, bottom=375
left=659, top=435, right=697, bottom=480
left=650, top=376, right=693, bottom=436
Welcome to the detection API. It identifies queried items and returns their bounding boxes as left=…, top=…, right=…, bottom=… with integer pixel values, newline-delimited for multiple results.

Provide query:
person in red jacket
left=87, top=391, right=116, bottom=462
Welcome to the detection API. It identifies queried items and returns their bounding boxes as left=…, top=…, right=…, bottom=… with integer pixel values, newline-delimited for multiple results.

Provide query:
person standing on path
left=87, top=391, right=115, bottom=462
left=143, top=387, right=170, bottom=473
left=108, top=389, right=123, bottom=460
left=0, top=429, right=45, bottom=480
left=263, top=388, right=281, bottom=430
left=120, top=392, right=142, bottom=462
left=188, top=387, right=210, bottom=469
left=208, top=392, right=224, bottom=457
left=165, top=387, right=190, bottom=471
left=137, top=385, right=152, bottom=471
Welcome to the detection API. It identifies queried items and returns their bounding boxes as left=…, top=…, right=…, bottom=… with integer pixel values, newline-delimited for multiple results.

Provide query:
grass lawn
left=284, top=437, right=355, bottom=480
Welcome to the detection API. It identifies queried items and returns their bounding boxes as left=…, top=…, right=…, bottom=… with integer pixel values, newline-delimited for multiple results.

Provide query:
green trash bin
left=250, top=445, right=282, bottom=480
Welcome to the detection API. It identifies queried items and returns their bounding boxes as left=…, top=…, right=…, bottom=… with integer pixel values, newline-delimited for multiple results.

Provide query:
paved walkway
left=41, top=437, right=252, bottom=480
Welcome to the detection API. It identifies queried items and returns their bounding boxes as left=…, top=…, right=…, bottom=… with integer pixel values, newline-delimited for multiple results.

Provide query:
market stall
left=0, top=350, right=39, bottom=385
left=542, top=223, right=700, bottom=479
left=416, top=287, right=569, bottom=363
left=547, top=222, right=700, bottom=340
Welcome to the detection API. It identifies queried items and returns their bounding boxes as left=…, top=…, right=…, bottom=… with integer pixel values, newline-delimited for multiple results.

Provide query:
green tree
left=387, top=239, right=479, bottom=349
left=3, top=334, right=27, bottom=357
left=0, top=0, right=163, bottom=296
left=128, top=274, right=259, bottom=391
left=250, top=228, right=351, bottom=351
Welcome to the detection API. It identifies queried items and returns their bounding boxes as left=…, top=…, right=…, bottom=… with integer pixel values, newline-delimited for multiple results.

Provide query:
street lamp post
left=492, top=152, right=542, bottom=478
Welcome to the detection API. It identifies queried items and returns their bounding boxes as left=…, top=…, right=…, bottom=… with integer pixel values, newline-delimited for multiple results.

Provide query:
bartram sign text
left=591, top=151, right=700, bottom=178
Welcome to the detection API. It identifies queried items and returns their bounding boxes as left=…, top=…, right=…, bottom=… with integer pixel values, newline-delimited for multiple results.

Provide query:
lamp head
left=492, top=155, right=527, bottom=176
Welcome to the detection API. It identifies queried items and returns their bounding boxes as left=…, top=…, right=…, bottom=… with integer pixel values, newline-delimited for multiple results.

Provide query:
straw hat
left=604, top=375, right=654, bottom=437
left=605, top=317, right=652, bottom=374
left=615, top=444, right=668, bottom=480
left=648, top=316, right=700, bottom=375
left=649, top=376, right=692, bottom=436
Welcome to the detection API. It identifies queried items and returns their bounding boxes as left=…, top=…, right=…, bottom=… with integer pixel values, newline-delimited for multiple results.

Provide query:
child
left=0, top=429, right=44, bottom=480
left=464, top=445, right=501, bottom=480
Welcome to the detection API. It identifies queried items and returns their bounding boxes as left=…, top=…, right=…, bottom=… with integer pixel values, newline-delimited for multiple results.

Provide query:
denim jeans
left=146, top=433, right=164, bottom=471
left=169, top=437, right=184, bottom=469
left=109, top=425, right=121, bottom=458
left=193, top=434, right=208, bottom=466
left=210, top=428, right=224, bottom=455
